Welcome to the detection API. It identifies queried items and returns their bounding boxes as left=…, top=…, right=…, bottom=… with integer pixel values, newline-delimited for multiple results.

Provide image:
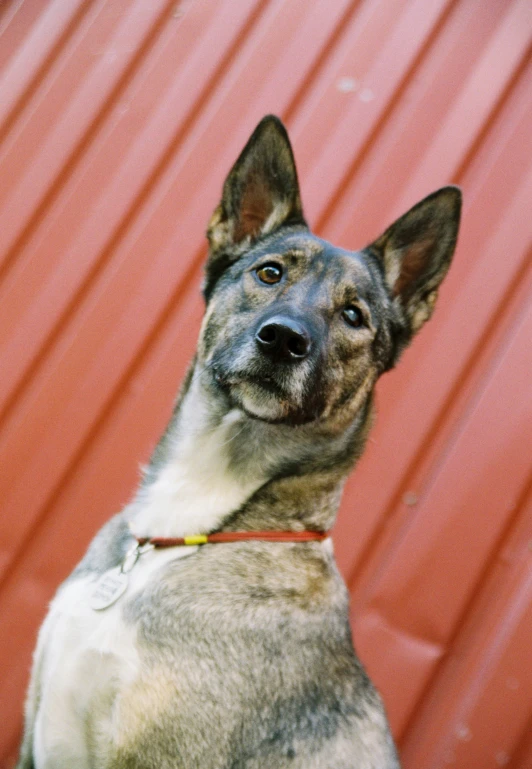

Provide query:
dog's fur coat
left=17, top=116, right=461, bottom=769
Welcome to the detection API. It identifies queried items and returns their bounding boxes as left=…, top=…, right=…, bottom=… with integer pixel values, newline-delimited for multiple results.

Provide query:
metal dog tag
left=90, top=568, right=129, bottom=611
left=90, top=541, right=146, bottom=611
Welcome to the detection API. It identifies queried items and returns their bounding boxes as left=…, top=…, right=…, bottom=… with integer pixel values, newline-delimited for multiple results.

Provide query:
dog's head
left=199, top=116, right=461, bottom=426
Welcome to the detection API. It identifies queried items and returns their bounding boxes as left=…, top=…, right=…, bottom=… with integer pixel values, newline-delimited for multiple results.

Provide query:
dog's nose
left=255, top=316, right=312, bottom=361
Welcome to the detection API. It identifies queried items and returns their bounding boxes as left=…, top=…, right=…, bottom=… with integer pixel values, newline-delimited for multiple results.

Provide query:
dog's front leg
left=16, top=609, right=53, bottom=769
left=15, top=727, right=35, bottom=769
left=16, top=603, right=94, bottom=769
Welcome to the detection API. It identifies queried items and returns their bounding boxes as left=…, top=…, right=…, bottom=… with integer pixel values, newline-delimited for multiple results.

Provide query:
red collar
left=136, top=530, right=331, bottom=548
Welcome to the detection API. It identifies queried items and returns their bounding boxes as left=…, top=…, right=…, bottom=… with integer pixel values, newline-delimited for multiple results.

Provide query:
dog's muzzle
left=209, top=312, right=324, bottom=424
left=255, top=315, right=312, bottom=363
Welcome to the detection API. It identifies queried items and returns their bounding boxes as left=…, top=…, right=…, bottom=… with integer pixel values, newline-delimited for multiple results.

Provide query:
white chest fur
left=32, top=383, right=270, bottom=766
left=130, top=387, right=268, bottom=538
left=32, top=546, right=195, bottom=768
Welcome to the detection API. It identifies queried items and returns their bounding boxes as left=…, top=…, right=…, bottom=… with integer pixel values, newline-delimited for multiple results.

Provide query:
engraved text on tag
left=90, top=568, right=129, bottom=611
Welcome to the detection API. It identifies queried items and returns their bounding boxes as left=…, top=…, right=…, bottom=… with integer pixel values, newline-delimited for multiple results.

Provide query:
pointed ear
left=369, top=186, right=462, bottom=336
left=204, top=116, right=306, bottom=296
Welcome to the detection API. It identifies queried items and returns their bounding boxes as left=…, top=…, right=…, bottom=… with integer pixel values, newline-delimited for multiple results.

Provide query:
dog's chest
left=32, top=548, right=193, bottom=767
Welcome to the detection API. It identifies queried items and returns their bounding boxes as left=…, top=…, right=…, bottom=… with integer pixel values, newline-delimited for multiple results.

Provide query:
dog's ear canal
left=205, top=115, right=306, bottom=296
left=368, top=186, right=462, bottom=337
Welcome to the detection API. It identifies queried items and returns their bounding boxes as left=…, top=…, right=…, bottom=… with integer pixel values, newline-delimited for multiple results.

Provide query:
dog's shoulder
left=69, top=512, right=131, bottom=580
left=115, top=540, right=400, bottom=768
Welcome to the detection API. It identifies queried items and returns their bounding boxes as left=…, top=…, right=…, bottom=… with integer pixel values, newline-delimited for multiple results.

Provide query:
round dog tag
left=90, top=568, right=129, bottom=611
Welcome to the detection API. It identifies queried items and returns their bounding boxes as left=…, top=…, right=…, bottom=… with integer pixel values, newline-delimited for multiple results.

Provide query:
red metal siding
left=0, top=0, right=530, bottom=766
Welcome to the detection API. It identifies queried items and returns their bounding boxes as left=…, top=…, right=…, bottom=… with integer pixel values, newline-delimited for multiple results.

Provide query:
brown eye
left=256, top=263, right=283, bottom=285
left=342, top=306, right=364, bottom=328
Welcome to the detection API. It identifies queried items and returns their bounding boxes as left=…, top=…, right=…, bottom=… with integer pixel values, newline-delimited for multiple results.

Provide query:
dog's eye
left=342, top=306, right=364, bottom=328
left=256, top=263, right=283, bottom=285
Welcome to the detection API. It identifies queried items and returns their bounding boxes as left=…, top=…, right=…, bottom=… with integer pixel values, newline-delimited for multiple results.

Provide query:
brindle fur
left=18, top=116, right=461, bottom=768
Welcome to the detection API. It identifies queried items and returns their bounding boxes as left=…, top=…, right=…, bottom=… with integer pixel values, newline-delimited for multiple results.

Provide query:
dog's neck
left=128, top=364, right=370, bottom=539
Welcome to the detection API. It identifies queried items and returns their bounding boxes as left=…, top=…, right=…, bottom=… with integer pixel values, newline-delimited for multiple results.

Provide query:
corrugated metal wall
left=0, top=0, right=530, bottom=766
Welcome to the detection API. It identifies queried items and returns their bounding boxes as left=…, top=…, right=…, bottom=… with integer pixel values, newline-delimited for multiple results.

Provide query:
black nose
left=255, top=316, right=312, bottom=361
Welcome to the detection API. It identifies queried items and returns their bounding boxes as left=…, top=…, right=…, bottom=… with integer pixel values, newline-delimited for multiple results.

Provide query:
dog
left=17, top=115, right=461, bottom=769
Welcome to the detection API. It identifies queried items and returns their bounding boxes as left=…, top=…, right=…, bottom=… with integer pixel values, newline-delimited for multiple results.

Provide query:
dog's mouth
left=211, top=364, right=324, bottom=426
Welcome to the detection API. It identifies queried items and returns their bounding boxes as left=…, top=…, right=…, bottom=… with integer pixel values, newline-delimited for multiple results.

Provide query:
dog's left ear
left=369, top=186, right=462, bottom=336
left=205, top=115, right=306, bottom=298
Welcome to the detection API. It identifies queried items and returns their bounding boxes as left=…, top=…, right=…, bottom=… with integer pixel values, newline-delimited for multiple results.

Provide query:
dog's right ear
left=204, top=115, right=306, bottom=299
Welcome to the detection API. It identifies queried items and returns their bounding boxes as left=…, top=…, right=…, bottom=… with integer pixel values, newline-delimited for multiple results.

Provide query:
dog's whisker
left=217, top=423, right=247, bottom=449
